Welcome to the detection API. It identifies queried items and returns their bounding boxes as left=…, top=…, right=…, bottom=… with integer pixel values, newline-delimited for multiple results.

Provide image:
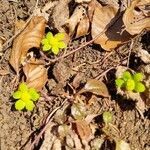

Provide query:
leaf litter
left=0, top=0, right=150, bottom=149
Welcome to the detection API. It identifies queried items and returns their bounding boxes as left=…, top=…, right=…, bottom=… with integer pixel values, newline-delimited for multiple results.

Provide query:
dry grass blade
left=123, top=0, right=150, bottom=35
left=9, top=16, right=46, bottom=74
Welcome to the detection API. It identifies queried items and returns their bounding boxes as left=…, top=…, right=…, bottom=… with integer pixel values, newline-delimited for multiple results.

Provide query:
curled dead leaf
left=76, top=16, right=90, bottom=38
left=23, top=59, right=47, bottom=91
left=9, top=16, right=46, bottom=74
left=91, top=2, right=121, bottom=50
left=123, top=0, right=150, bottom=35
left=79, top=79, right=109, bottom=97
left=64, top=5, right=88, bottom=36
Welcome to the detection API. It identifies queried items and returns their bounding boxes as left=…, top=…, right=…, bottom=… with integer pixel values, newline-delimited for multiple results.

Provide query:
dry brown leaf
left=23, top=59, right=47, bottom=91
left=91, top=2, right=120, bottom=50
left=91, top=1, right=134, bottom=50
left=9, top=16, right=46, bottom=74
left=65, top=5, right=87, bottom=36
left=123, top=0, right=150, bottom=35
left=79, top=79, right=109, bottom=97
left=76, top=16, right=90, bottom=38
left=75, top=120, right=92, bottom=141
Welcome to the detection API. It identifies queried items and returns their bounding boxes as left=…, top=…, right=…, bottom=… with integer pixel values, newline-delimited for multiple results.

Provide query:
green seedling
left=115, top=71, right=145, bottom=93
left=12, top=83, right=40, bottom=111
left=41, top=32, right=67, bottom=55
left=102, top=111, right=113, bottom=125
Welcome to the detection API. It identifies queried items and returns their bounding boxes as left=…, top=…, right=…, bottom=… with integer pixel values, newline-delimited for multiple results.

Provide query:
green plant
left=115, top=71, right=145, bottom=93
left=102, top=111, right=113, bottom=125
left=12, top=83, right=40, bottom=111
left=41, top=32, right=67, bottom=55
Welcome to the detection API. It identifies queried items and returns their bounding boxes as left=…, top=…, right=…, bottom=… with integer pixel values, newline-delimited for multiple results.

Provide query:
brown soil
left=0, top=0, right=149, bottom=150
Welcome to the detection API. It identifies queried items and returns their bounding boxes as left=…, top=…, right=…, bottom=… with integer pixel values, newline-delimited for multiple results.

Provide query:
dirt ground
left=0, top=0, right=150, bottom=150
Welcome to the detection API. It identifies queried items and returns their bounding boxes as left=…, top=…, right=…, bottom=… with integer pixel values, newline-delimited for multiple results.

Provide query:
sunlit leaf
left=79, top=79, right=109, bottom=97
left=23, top=59, right=47, bottom=91
left=9, top=16, right=46, bottom=74
left=12, top=91, right=22, bottom=99
left=15, top=100, right=25, bottom=110
left=134, top=82, right=146, bottom=93
left=25, top=100, right=35, bottom=111
left=123, top=0, right=150, bottom=35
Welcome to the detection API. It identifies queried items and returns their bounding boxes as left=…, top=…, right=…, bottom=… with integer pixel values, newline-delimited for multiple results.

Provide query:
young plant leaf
left=126, top=79, right=135, bottom=91
left=133, top=73, right=144, bottom=82
left=115, top=78, right=124, bottom=88
left=79, top=79, right=109, bottom=97
left=122, top=71, right=132, bottom=81
left=134, top=82, right=146, bottom=93
left=102, top=111, right=113, bottom=124
left=15, top=100, right=25, bottom=111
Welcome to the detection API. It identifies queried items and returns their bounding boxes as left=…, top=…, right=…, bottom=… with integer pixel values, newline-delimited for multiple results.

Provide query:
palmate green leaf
left=21, top=91, right=31, bottom=102
left=102, top=111, right=113, bottom=124
left=43, top=44, right=51, bottom=51
left=46, top=32, right=53, bottom=40
left=51, top=46, right=59, bottom=55
left=54, top=33, right=65, bottom=40
left=115, top=78, right=124, bottom=88
left=58, top=41, right=66, bottom=49
left=133, top=73, right=144, bottom=82
left=19, top=82, right=28, bottom=92
left=25, top=100, right=35, bottom=111
left=15, top=100, right=25, bottom=110
left=122, top=71, right=132, bottom=81
left=29, top=88, right=40, bottom=101
left=126, top=79, right=135, bottom=91
left=134, top=82, right=146, bottom=93
left=13, top=91, right=22, bottom=99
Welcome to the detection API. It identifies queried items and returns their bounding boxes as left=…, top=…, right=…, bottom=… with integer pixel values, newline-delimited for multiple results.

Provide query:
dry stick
left=127, top=39, right=134, bottom=67
left=28, top=99, right=68, bottom=150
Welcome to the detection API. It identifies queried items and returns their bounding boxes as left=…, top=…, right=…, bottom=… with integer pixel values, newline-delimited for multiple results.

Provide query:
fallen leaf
left=91, top=1, right=134, bottom=50
left=9, top=16, right=46, bottom=74
left=65, top=5, right=87, bottom=36
left=23, top=59, right=47, bottom=91
left=91, top=2, right=120, bottom=50
left=79, top=79, right=109, bottom=97
left=75, top=120, right=92, bottom=141
left=76, top=16, right=90, bottom=38
left=123, top=0, right=150, bottom=35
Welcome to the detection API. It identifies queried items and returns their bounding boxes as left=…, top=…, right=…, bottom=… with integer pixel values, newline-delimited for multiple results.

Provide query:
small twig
left=127, top=40, right=134, bottom=67
left=95, top=66, right=116, bottom=80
